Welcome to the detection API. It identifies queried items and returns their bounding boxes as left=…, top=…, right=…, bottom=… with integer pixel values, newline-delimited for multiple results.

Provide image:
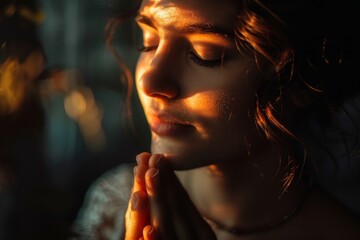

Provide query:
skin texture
left=124, top=0, right=360, bottom=239
left=135, top=0, right=263, bottom=170
left=125, top=153, right=216, bottom=240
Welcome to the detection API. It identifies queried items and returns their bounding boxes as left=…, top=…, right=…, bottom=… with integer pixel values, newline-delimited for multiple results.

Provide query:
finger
left=148, top=154, right=163, bottom=169
left=133, top=164, right=148, bottom=193
left=143, top=225, right=158, bottom=240
left=133, top=152, right=151, bottom=193
left=145, top=167, right=177, bottom=239
left=144, top=168, right=159, bottom=197
left=125, top=163, right=150, bottom=239
left=125, top=166, right=144, bottom=228
left=125, top=191, right=150, bottom=240
left=136, top=152, right=151, bottom=167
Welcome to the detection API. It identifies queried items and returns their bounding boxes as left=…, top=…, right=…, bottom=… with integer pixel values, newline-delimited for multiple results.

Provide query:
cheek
left=189, top=89, right=258, bottom=147
left=183, top=90, right=253, bottom=146
left=182, top=58, right=260, bottom=116
left=184, top=69, right=259, bottom=130
left=184, top=90, right=235, bottom=120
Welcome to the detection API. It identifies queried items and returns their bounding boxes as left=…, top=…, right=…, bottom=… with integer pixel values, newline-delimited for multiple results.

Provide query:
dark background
left=37, top=0, right=150, bottom=235
left=1, top=0, right=359, bottom=239
left=38, top=0, right=149, bottom=197
left=1, top=0, right=150, bottom=239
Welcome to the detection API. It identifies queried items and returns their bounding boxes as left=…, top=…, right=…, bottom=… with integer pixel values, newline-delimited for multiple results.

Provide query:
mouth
left=148, top=113, right=195, bottom=137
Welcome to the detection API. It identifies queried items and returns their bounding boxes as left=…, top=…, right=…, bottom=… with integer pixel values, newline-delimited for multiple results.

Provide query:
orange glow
left=139, top=3, right=234, bottom=51
left=184, top=93, right=219, bottom=117
left=148, top=5, right=179, bottom=27
left=64, top=90, right=87, bottom=118
left=140, top=2, right=210, bottom=35
left=139, top=89, right=235, bottom=141
left=0, top=59, right=28, bottom=114
left=64, top=87, right=106, bottom=152
left=183, top=90, right=235, bottom=135
left=208, top=164, right=224, bottom=178
left=188, top=35, right=232, bottom=48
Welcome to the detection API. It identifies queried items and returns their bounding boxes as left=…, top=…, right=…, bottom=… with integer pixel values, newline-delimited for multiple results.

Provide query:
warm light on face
left=148, top=5, right=179, bottom=27
left=136, top=0, right=260, bottom=170
left=183, top=90, right=235, bottom=135
left=141, top=1, right=203, bottom=31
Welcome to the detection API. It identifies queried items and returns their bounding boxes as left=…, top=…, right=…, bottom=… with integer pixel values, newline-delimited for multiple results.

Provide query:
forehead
left=140, top=0, right=239, bottom=31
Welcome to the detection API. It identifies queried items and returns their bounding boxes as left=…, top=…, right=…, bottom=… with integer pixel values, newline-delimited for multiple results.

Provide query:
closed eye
left=189, top=51, right=222, bottom=68
left=137, top=45, right=158, bottom=52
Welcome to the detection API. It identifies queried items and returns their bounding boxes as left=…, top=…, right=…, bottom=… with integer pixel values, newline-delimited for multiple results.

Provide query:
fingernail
left=145, top=226, right=154, bottom=235
left=131, top=193, right=138, bottom=210
left=135, top=154, right=141, bottom=165
left=146, top=169, right=159, bottom=195
left=154, top=154, right=163, bottom=167
left=151, top=168, right=159, bottom=178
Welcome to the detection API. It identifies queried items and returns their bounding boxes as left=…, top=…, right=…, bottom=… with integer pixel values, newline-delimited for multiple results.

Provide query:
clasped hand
left=124, top=152, right=216, bottom=240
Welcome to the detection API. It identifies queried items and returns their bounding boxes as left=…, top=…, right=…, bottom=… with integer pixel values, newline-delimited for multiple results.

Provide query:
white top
left=72, top=164, right=134, bottom=240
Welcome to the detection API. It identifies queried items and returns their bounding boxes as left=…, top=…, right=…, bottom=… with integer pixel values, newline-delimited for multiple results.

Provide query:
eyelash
left=188, top=51, right=222, bottom=68
left=137, top=46, right=157, bottom=52
left=137, top=45, right=223, bottom=68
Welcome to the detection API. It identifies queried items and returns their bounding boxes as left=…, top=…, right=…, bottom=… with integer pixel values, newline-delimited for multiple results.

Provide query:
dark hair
left=105, top=0, right=142, bottom=129
left=235, top=0, right=360, bottom=189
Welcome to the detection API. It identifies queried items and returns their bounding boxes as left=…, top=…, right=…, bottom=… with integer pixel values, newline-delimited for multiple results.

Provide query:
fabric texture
left=72, top=164, right=134, bottom=240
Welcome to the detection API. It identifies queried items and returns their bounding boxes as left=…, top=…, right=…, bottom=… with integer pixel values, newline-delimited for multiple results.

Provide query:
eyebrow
left=135, top=14, right=234, bottom=39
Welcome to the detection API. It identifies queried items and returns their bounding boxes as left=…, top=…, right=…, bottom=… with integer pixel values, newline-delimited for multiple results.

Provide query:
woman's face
left=136, top=0, right=263, bottom=170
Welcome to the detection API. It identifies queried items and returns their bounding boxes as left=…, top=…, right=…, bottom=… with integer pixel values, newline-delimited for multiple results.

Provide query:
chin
left=150, top=137, right=228, bottom=171
left=163, top=154, right=213, bottom=171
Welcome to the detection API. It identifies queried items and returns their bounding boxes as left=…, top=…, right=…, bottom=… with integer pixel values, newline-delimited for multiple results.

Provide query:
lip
left=148, top=113, right=195, bottom=137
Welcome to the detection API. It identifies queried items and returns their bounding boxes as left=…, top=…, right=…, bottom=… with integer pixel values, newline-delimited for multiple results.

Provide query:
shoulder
left=72, top=163, right=135, bottom=240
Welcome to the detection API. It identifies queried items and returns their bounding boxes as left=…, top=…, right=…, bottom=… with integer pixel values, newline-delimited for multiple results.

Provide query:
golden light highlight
left=183, top=93, right=217, bottom=118
left=64, top=90, right=87, bottom=119
left=255, top=100, right=307, bottom=193
left=183, top=90, right=235, bottom=124
left=139, top=3, right=179, bottom=29
left=235, top=4, right=293, bottom=72
left=182, top=90, right=236, bottom=138
left=140, top=2, right=204, bottom=33
left=188, top=35, right=232, bottom=47
left=0, top=59, right=28, bottom=114
left=208, top=164, right=224, bottom=178
left=64, top=87, right=106, bottom=152
left=234, top=1, right=302, bottom=192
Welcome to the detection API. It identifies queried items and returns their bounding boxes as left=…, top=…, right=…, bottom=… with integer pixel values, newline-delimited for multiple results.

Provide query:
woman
left=74, top=0, right=360, bottom=239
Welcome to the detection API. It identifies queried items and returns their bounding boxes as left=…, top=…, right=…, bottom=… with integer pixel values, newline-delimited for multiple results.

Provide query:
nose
left=137, top=42, right=180, bottom=99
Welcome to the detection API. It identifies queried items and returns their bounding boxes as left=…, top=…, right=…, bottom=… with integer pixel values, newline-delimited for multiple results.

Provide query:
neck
left=175, top=144, right=308, bottom=236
